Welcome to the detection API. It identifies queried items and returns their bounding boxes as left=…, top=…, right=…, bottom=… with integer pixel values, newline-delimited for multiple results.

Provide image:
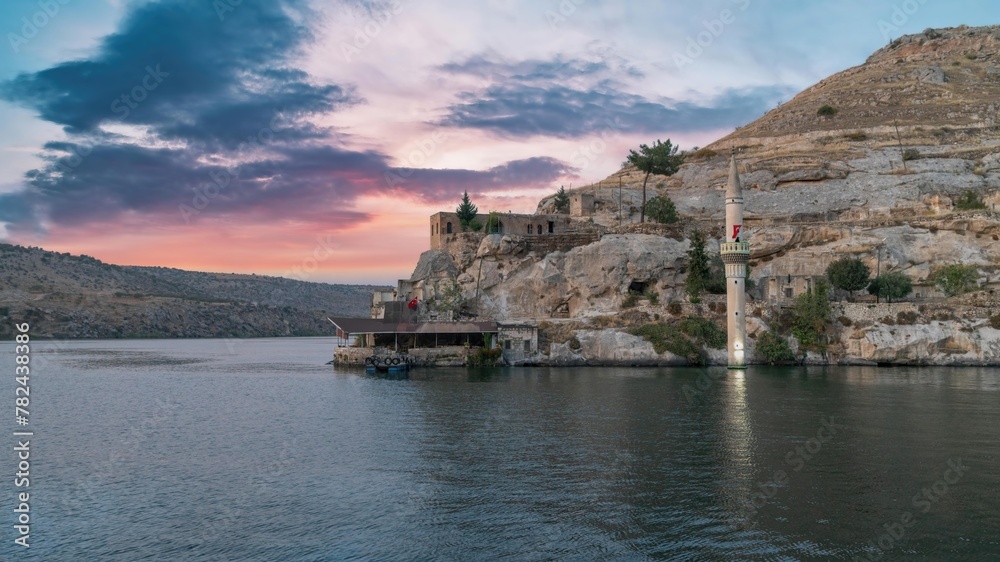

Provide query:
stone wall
left=333, top=345, right=471, bottom=367
left=333, top=346, right=370, bottom=366
left=524, top=233, right=600, bottom=255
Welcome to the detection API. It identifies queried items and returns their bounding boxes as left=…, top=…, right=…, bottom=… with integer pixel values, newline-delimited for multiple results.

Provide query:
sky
left=1, top=0, right=999, bottom=284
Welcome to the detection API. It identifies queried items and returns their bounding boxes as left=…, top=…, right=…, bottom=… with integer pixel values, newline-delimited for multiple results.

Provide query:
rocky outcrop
left=461, top=234, right=691, bottom=320
left=426, top=26, right=1000, bottom=367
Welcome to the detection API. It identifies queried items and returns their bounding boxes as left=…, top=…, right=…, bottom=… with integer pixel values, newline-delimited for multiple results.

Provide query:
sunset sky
left=2, top=0, right=1000, bottom=284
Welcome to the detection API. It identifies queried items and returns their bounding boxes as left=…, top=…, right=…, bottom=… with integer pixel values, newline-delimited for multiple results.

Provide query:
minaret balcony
left=720, top=242, right=750, bottom=264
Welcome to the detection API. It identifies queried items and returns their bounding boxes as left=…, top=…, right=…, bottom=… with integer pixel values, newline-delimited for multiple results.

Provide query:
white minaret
left=721, top=150, right=750, bottom=369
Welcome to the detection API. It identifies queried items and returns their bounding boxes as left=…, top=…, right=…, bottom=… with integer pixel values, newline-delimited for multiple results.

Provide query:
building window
left=504, top=340, right=511, bottom=350
left=785, top=288, right=793, bottom=298
left=548, top=221, right=554, bottom=233
left=446, top=222, right=452, bottom=234
left=527, top=225, right=532, bottom=234
left=536, top=225, right=542, bottom=234
left=523, top=340, right=530, bottom=352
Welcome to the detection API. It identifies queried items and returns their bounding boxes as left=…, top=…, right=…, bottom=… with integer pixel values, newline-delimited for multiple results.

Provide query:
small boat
left=364, top=354, right=410, bottom=374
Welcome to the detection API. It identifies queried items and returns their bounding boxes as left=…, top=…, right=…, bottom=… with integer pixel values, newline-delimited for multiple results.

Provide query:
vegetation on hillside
left=553, top=186, right=570, bottom=213
left=456, top=190, right=479, bottom=230
left=826, top=257, right=871, bottom=298
left=792, top=280, right=832, bottom=352
left=631, top=316, right=725, bottom=365
left=756, top=331, right=795, bottom=364
left=955, top=190, right=987, bottom=210
left=930, top=263, right=979, bottom=297
left=868, top=271, right=913, bottom=303
left=645, top=195, right=679, bottom=224
left=625, top=139, right=684, bottom=223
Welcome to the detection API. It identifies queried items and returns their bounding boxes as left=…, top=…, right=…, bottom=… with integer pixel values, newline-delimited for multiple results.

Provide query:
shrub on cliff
left=645, top=195, right=679, bottom=224
left=468, top=346, right=502, bottom=366
left=756, top=331, right=795, bottom=365
left=631, top=322, right=705, bottom=365
left=955, top=190, right=987, bottom=210
left=817, top=105, right=837, bottom=116
left=678, top=317, right=726, bottom=349
left=930, top=263, right=979, bottom=297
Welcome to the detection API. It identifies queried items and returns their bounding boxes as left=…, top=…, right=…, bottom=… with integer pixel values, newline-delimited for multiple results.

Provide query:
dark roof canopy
left=328, top=317, right=497, bottom=336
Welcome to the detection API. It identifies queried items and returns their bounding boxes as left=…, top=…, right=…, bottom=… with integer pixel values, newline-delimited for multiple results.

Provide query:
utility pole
left=617, top=177, right=621, bottom=226
left=894, top=120, right=907, bottom=172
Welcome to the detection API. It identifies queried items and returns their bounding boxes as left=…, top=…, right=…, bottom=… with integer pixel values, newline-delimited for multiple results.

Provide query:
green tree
left=553, top=186, right=570, bottom=213
left=826, top=257, right=871, bottom=298
left=645, top=195, right=679, bottom=224
left=955, top=190, right=987, bottom=210
left=456, top=191, right=478, bottom=229
left=930, top=263, right=979, bottom=297
left=756, top=331, right=795, bottom=365
left=792, top=280, right=831, bottom=351
left=625, top=139, right=684, bottom=223
left=867, top=272, right=913, bottom=303
left=685, top=230, right=712, bottom=298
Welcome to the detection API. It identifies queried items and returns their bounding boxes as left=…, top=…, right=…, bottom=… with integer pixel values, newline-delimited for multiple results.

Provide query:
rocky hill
left=417, top=25, right=1000, bottom=366
left=0, top=244, right=386, bottom=339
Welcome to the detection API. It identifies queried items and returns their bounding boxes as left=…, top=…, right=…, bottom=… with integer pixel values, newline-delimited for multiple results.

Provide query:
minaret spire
left=721, top=149, right=750, bottom=368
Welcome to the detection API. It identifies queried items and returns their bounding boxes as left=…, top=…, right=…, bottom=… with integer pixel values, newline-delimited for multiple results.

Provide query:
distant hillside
left=0, top=244, right=387, bottom=339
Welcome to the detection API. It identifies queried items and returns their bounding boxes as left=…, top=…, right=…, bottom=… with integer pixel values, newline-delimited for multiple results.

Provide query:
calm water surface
left=1, top=338, right=998, bottom=561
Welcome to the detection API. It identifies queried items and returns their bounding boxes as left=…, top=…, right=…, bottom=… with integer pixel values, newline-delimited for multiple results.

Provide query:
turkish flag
left=407, top=298, right=418, bottom=309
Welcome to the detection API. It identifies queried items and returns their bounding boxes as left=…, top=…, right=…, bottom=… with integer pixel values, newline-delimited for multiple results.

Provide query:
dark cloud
left=437, top=53, right=790, bottom=139
left=440, top=55, right=618, bottom=83
left=0, top=139, right=572, bottom=235
left=0, top=0, right=575, bottom=235
left=1, top=0, right=351, bottom=148
left=385, top=157, right=576, bottom=201
left=439, top=83, right=790, bottom=138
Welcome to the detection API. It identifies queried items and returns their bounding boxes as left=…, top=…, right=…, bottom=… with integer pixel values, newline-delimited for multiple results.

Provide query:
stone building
left=429, top=211, right=581, bottom=251
left=757, top=274, right=819, bottom=304
left=569, top=192, right=595, bottom=216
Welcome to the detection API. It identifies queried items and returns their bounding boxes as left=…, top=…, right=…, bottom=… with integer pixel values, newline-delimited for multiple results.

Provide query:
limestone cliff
left=410, top=25, right=1000, bottom=366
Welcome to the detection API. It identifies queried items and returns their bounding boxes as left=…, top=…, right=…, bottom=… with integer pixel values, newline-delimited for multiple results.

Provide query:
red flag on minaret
left=407, top=298, right=418, bottom=309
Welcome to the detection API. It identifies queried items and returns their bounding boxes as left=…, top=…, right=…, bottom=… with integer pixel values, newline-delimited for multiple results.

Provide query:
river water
left=1, top=337, right=998, bottom=561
